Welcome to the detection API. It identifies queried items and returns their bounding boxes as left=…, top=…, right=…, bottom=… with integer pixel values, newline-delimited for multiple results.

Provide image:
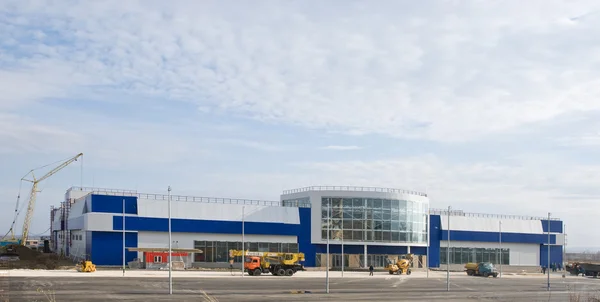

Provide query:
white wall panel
left=84, top=213, right=118, bottom=232
left=69, top=230, right=86, bottom=261
left=136, top=198, right=299, bottom=224
left=440, top=216, right=543, bottom=234
left=440, top=240, right=539, bottom=266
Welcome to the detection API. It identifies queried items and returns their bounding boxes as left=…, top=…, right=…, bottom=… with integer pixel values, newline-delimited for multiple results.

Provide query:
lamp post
left=168, top=186, right=172, bottom=295
left=499, top=220, right=502, bottom=278
left=122, top=198, right=125, bottom=277
left=242, top=205, right=245, bottom=278
left=326, top=201, right=330, bottom=294
left=547, top=212, right=551, bottom=292
left=447, top=206, right=450, bottom=292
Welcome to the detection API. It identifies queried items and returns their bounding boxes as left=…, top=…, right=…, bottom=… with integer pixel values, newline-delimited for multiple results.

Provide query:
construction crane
left=229, top=250, right=305, bottom=276
left=1, top=153, right=83, bottom=246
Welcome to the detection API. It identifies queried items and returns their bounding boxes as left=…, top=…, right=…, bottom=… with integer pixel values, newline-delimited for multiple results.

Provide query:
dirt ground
left=0, top=245, right=74, bottom=270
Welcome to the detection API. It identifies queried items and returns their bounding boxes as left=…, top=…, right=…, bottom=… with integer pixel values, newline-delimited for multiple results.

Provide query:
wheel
left=248, top=270, right=254, bottom=276
left=467, top=270, right=473, bottom=276
left=389, top=270, right=394, bottom=275
left=285, top=269, right=294, bottom=276
left=253, top=269, right=261, bottom=276
left=483, top=272, right=489, bottom=277
left=407, top=269, right=411, bottom=275
left=277, top=268, right=286, bottom=276
left=493, top=273, right=498, bottom=278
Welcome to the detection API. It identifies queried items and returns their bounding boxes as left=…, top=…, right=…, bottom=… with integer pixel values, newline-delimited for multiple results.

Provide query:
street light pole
left=447, top=206, right=450, bottom=292
left=122, top=198, right=125, bottom=277
left=547, top=212, right=551, bottom=292
left=168, top=186, right=172, bottom=295
left=326, top=201, right=330, bottom=294
left=242, top=205, right=245, bottom=278
left=499, top=220, right=502, bottom=278
left=426, top=207, right=430, bottom=278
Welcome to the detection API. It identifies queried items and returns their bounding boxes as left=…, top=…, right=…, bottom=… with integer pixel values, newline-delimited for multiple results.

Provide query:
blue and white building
left=50, top=186, right=564, bottom=268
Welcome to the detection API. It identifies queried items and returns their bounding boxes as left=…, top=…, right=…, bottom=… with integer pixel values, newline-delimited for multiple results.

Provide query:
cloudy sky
left=1, top=0, right=599, bottom=250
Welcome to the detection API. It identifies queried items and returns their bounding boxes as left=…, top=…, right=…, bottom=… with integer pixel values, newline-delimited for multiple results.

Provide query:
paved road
left=2, top=275, right=600, bottom=301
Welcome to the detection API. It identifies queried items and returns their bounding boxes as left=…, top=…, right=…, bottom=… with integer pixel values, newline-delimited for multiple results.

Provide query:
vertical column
left=364, top=244, right=368, bottom=268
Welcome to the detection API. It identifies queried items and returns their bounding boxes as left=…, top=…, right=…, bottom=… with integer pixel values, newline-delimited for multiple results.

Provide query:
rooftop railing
left=70, top=186, right=137, bottom=194
left=429, top=208, right=560, bottom=221
left=66, top=186, right=310, bottom=208
left=282, top=186, right=428, bottom=197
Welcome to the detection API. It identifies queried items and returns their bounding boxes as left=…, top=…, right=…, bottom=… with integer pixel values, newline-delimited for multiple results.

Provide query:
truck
left=229, top=250, right=305, bottom=276
left=465, top=262, right=498, bottom=277
left=387, top=254, right=413, bottom=275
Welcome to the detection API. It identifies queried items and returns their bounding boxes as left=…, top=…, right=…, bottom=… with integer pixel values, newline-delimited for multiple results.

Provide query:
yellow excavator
left=229, top=250, right=305, bottom=276
left=387, top=254, right=414, bottom=275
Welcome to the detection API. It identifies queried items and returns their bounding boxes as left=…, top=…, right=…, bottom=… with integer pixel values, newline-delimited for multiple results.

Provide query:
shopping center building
left=50, top=186, right=565, bottom=269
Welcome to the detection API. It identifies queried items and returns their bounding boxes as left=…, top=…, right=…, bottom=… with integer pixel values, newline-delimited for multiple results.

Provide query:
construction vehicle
left=465, top=262, right=498, bottom=277
left=78, top=260, right=96, bottom=272
left=1, top=153, right=83, bottom=246
left=387, top=254, right=414, bottom=275
left=229, top=250, right=305, bottom=276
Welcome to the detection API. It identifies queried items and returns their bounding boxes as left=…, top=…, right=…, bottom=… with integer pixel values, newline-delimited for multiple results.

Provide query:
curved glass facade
left=321, top=197, right=428, bottom=244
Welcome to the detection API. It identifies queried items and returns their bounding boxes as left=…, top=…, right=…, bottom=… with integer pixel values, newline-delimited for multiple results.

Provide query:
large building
left=50, top=186, right=565, bottom=269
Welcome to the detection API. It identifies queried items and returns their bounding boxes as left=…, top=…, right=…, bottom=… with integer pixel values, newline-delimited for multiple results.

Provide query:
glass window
left=352, top=220, right=363, bottom=229
left=343, top=209, right=353, bottom=219
left=399, top=232, right=407, bottom=242
left=382, top=221, right=391, bottom=231
left=352, top=209, right=363, bottom=219
left=382, top=231, right=391, bottom=242
left=374, top=199, right=383, bottom=208
left=367, top=198, right=374, bottom=208
left=343, top=230, right=352, bottom=240
left=391, top=201, right=400, bottom=210
left=343, top=198, right=353, bottom=208
left=343, top=220, right=353, bottom=229
left=353, top=231, right=363, bottom=241
left=322, top=198, right=330, bottom=206
left=374, top=231, right=382, bottom=241
left=382, top=199, right=391, bottom=209
left=352, top=198, right=363, bottom=208
left=391, top=231, right=400, bottom=242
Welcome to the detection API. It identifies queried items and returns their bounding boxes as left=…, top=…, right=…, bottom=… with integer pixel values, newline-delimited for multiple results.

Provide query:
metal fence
left=67, top=186, right=310, bottom=208
left=282, top=186, right=428, bottom=197
left=429, top=208, right=560, bottom=221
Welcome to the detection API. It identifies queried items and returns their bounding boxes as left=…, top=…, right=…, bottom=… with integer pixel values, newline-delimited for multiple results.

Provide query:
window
left=440, top=247, right=510, bottom=265
left=153, top=256, right=162, bottom=263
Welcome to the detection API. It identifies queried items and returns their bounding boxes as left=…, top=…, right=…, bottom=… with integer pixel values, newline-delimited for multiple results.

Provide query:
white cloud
left=2, top=1, right=600, bottom=141
left=320, top=145, right=362, bottom=150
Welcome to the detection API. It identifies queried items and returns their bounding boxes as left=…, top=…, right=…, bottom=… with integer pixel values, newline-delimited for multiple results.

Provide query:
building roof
left=281, top=185, right=427, bottom=197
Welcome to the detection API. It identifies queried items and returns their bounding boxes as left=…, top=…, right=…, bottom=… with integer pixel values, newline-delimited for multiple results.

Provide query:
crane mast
left=19, top=153, right=83, bottom=245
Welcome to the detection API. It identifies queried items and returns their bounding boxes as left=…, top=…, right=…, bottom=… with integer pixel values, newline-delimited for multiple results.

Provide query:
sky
left=1, top=0, right=599, bottom=251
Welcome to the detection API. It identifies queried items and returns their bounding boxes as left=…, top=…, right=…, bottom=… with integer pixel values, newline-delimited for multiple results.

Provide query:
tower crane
left=1, top=153, right=83, bottom=246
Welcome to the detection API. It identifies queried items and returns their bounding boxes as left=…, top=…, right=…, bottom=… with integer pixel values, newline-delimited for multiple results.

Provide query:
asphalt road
left=2, top=275, right=600, bottom=301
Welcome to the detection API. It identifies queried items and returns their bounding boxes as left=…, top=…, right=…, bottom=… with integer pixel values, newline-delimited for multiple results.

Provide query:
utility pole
left=326, top=201, right=330, bottom=294
left=168, top=186, right=173, bottom=295
left=242, top=205, right=245, bottom=278
left=547, top=212, right=551, bottom=292
left=122, top=198, right=125, bottom=277
left=499, top=220, right=502, bottom=278
left=447, top=206, right=450, bottom=292
left=426, top=207, right=430, bottom=278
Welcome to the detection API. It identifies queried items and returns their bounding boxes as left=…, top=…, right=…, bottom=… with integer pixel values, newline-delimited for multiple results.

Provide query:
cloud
left=320, top=145, right=362, bottom=150
left=2, top=1, right=600, bottom=142
left=211, top=138, right=292, bottom=152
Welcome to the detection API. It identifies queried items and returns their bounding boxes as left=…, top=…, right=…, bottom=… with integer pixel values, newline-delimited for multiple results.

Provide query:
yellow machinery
left=387, top=254, right=414, bottom=275
left=78, top=260, right=96, bottom=272
left=229, top=250, right=305, bottom=276
left=1, top=153, right=83, bottom=246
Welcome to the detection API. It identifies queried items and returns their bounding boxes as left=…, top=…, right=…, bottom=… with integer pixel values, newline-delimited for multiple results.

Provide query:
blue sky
left=1, top=0, right=600, bottom=250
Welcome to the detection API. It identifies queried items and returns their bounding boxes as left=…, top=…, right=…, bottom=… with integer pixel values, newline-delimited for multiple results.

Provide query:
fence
left=429, top=208, right=560, bottom=221
left=282, top=186, right=428, bottom=197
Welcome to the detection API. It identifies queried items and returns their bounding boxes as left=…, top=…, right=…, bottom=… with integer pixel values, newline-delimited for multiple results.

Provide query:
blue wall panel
left=314, top=244, right=364, bottom=255
left=91, top=195, right=138, bottom=214
left=540, top=245, right=563, bottom=267
left=298, top=208, right=315, bottom=267
left=541, top=220, right=563, bottom=233
left=441, top=230, right=556, bottom=245
left=112, top=216, right=300, bottom=236
left=411, top=246, right=427, bottom=255
left=429, top=215, right=442, bottom=268
left=90, top=231, right=138, bottom=266
left=368, top=245, right=408, bottom=255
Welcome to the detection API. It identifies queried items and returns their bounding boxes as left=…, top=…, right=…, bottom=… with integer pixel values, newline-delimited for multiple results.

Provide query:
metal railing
left=66, top=186, right=310, bottom=208
left=429, top=208, right=560, bottom=221
left=70, top=186, right=137, bottom=194
left=282, top=186, right=428, bottom=197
